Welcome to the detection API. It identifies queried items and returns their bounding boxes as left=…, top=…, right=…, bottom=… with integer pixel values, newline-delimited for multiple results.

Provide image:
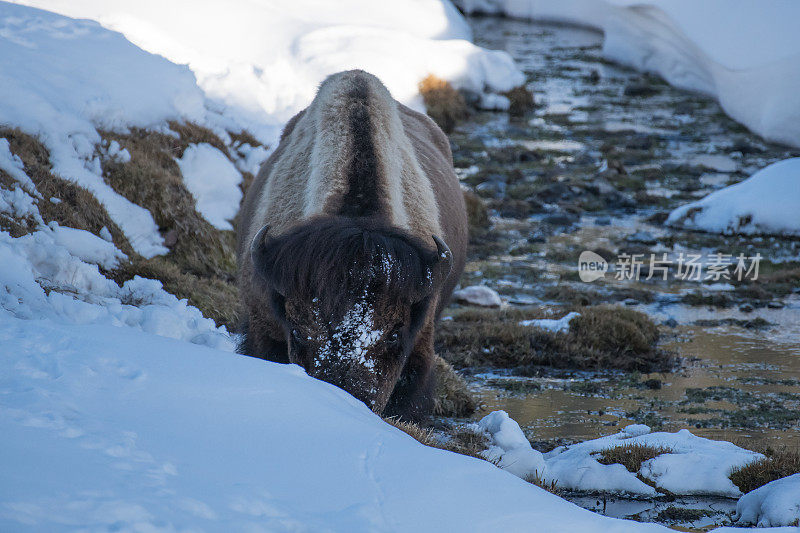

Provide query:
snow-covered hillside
left=454, top=0, right=800, bottom=148
left=13, top=0, right=523, bottom=146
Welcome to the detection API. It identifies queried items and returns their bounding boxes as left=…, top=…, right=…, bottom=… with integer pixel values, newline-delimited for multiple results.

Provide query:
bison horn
left=250, top=224, right=270, bottom=259
left=431, top=234, right=453, bottom=280
left=250, top=224, right=275, bottom=286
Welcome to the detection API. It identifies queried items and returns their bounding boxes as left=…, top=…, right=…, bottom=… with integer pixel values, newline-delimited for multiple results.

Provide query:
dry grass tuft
left=729, top=448, right=800, bottom=494
left=503, top=85, right=535, bottom=117
left=418, top=75, right=467, bottom=133
left=597, top=443, right=673, bottom=473
left=433, top=356, right=477, bottom=417
left=384, top=418, right=489, bottom=460
left=167, top=121, right=229, bottom=154
left=435, top=305, right=672, bottom=372
left=526, top=472, right=562, bottom=495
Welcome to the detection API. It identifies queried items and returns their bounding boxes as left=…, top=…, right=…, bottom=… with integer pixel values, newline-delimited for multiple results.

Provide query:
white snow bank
left=0, top=229, right=232, bottom=350
left=541, top=425, right=762, bottom=497
left=453, top=285, right=503, bottom=307
left=667, top=158, right=800, bottom=237
left=0, top=3, right=216, bottom=257
left=478, top=410, right=546, bottom=479
left=520, top=311, right=580, bottom=333
left=176, top=143, right=242, bottom=231
left=17, top=0, right=525, bottom=145
left=0, top=316, right=674, bottom=532
left=735, top=474, right=800, bottom=528
left=454, top=0, right=800, bottom=147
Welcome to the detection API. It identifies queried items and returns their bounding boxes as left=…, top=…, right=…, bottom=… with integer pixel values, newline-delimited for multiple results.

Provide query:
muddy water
left=453, top=15, right=800, bottom=457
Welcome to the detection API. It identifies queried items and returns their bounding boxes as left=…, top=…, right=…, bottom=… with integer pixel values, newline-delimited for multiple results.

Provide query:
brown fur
left=237, top=70, right=467, bottom=421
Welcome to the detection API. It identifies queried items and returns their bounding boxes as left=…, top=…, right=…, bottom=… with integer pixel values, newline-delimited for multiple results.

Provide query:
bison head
left=250, top=217, right=451, bottom=413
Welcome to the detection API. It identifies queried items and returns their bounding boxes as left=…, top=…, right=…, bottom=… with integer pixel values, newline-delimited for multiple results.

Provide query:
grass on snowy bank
left=435, top=305, right=674, bottom=373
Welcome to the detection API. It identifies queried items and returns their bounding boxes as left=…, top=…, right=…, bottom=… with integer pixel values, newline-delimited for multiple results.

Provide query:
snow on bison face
left=281, top=286, right=428, bottom=412
left=249, top=218, right=451, bottom=413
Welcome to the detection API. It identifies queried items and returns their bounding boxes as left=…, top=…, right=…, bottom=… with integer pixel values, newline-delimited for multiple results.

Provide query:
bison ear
left=250, top=224, right=278, bottom=289
left=430, top=234, right=453, bottom=286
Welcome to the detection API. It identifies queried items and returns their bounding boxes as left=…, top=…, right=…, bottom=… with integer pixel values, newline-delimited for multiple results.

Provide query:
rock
left=587, top=70, right=601, bottom=84
left=739, top=303, right=754, bottom=313
left=453, top=285, right=503, bottom=308
left=475, top=180, right=506, bottom=197
left=623, top=298, right=640, bottom=306
left=644, top=379, right=662, bottom=390
left=767, top=301, right=785, bottom=309
left=594, top=217, right=612, bottom=226
left=541, top=212, right=577, bottom=226
left=626, top=230, right=657, bottom=245
left=623, top=82, right=660, bottom=97
left=663, top=318, right=678, bottom=328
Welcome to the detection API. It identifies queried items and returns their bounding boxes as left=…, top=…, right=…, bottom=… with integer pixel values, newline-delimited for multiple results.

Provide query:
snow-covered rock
left=667, top=158, right=800, bottom=237
left=454, top=0, right=800, bottom=148
left=478, top=410, right=546, bottom=479
left=543, top=427, right=763, bottom=497
left=735, top=473, right=800, bottom=528
left=520, top=311, right=580, bottom=333
left=176, top=143, right=243, bottom=231
left=453, top=285, right=503, bottom=307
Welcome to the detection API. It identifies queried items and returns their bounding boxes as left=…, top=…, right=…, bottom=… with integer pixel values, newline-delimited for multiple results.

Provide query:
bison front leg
left=383, top=327, right=436, bottom=422
left=238, top=314, right=290, bottom=363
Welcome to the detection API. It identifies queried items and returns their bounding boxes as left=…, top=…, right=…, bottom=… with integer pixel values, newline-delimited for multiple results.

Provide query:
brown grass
left=435, top=305, right=672, bottom=372
left=526, top=472, right=562, bottom=495
left=597, top=443, right=673, bottom=473
left=0, top=128, right=133, bottom=255
left=102, top=126, right=238, bottom=280
left=729, top=448, right=800, bottom=494
left=433, top=356, right=477, bottom=417
left=384, top=418, right=489, bottom=460
left=418, top=75, right=467, bottom=133
left=503, top=85, right=535, bottom=117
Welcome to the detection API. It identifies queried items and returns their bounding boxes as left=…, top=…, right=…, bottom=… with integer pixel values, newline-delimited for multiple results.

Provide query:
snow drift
left=454, top=0, right=800, bottom=148
left=1, top=315, right=678, bottom=532
left=667, top=158, right=800, bottom=237
left=13, top=0, right=524, bottom=146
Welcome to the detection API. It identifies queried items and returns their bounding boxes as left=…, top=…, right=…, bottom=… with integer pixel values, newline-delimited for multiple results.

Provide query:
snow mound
left=176, top=143, right=243, bottom=231
left=520, top=311, right=580, bottom=333
left=0, top=317, right=674, bottom=532
left=543, top=426, right=763, bottom=497
left=478, top=410, right=546, bottom=479
left=453, top=285, right=503, bottom=307
left=454, top=0, right=800, bottom=148
left=0, top=3, right=220, bottom=257
left=667, top=158, right=800, bottom=237
left=18, top=0, right=525, bottom=146
left=735, top=474, right=800, bottom=528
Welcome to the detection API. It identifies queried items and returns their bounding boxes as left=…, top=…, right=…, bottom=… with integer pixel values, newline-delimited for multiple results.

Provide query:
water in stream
left=442, top=15, right=800, bottom=529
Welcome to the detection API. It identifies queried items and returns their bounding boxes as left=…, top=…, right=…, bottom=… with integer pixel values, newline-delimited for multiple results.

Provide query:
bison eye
left=388, top=330, right=401, bottom=346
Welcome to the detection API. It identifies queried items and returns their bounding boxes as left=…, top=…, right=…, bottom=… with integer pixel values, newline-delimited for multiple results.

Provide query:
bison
left=237, top=70, right=467, bottom=421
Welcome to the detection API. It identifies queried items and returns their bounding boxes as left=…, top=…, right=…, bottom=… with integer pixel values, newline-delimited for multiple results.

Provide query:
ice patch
left=520, top=311, right=580, bottom=333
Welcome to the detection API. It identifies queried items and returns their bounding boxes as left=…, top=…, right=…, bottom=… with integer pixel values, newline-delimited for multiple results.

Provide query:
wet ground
left=441, top=16, right=800, bottom=528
